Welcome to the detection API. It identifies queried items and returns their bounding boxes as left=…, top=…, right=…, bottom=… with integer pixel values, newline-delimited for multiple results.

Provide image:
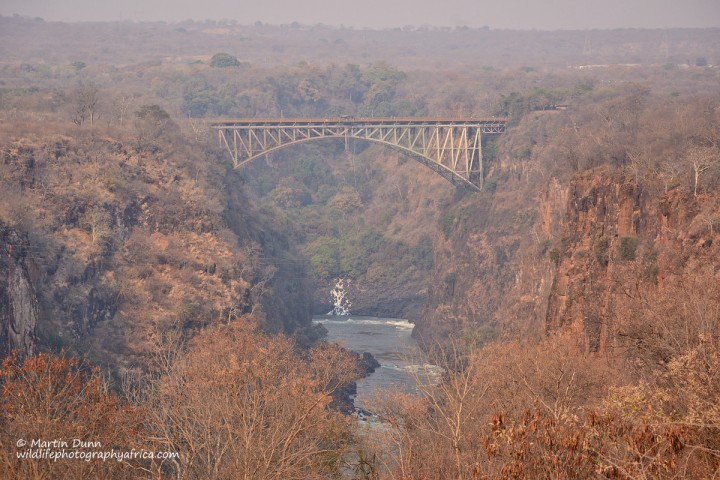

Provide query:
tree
left=688, top=146, right=718, bottom=196
left=0, top=353, right=145, bottom=480
left=209, top=52, right=241, bottom=68
left=132, top=104, right=175, bottom=150
left=144, top=320, right=360, bottom=479
left=108, top=92, right=137, bottom=126
left=71, top=82, right=100, bottom=128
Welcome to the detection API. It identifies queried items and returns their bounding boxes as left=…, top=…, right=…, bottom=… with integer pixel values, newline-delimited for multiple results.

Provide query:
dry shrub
left=611, top=273, right=720, bottom=477
left=143, top=319, right=360, bottom=480
left=617, top=273, right=720, bottom=376
left=366, top=327, right=717, bottom=479
left=364, top=335, right=610, bottom=479
left=0, top=353, right=145, bottom=480
left=0, top=324, right=366, bottom=480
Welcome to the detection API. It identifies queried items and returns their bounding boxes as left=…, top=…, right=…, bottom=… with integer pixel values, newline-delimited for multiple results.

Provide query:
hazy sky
left=1, top=0, right=719, bottom=29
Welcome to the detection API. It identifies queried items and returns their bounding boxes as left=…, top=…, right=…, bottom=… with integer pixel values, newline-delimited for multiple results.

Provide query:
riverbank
left=313, top=315, right=437, bottom=413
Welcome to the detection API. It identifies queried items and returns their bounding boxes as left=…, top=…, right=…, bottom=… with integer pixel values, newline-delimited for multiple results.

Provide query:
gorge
left=0, top=15, right=718, bottom=479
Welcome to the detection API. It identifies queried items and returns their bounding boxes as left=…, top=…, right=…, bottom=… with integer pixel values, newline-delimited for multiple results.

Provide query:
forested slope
left=0, top=115, right=317, bottom=366
left=418, top=91, right=720, bottom=347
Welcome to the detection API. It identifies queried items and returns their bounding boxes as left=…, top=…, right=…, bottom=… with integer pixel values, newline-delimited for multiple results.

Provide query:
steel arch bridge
left=211, top=117, right=508, bottom=190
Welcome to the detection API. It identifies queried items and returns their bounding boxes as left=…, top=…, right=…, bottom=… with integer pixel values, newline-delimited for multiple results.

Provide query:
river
left=313, top=315, right=440, bottom=412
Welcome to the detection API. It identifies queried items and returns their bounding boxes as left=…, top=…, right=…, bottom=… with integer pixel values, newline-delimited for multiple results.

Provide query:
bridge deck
left=211, top=117, right=509, bottom=127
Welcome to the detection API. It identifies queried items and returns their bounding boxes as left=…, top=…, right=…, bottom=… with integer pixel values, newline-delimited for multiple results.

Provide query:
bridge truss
left=211, top=117, right=507, bottom=190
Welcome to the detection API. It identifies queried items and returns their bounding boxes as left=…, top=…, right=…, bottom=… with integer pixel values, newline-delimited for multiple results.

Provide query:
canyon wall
left=0, top=222, right=38, bottom=356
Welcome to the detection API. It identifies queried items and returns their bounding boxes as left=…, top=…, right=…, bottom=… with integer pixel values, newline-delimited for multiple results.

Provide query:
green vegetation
left=593, top=237, right=610, bottom=265
left=440, top=213, right=455, bottom=239
left=548, top=247, right=560, bottom=265
left=518, top=145, right=533, bottom=159
left=618, top=236, right=638, bottom=261
left=482, top=178, right=497, bottom=193
left=482, top=137, right=498, bottom=162
left=209, top=52, right=241, bottom=68
left=304, top=236, right=341, bottom=280
left=411, top=234, right=434, bottom=270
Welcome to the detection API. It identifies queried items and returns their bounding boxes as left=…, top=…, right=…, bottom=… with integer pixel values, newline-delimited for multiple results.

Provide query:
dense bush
left=0, top=322, right=361, bottom=480
left=440, top=213, right=455, bottom=239
left=618, top=236, right=638, bottom=261
left=593, top=237, right=610, bottom=265
left=209, top=52, right=241, bottom=68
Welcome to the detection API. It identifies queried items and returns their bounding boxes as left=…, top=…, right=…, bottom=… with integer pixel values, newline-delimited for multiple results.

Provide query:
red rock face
left=0, top=224, right=38, bottom=357
left=417, top=167, right=719, bottom=352
left=546, top=172, right=718, bottom=352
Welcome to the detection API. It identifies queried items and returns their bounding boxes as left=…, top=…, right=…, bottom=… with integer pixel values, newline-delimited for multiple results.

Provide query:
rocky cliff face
left=546, top=171, right=719, bottom=351
left=0, top=132, right=316, bottom=364
left=0, top=222, right=38, bottom=356
left=544, top=172, right=644, bottom=351
left=417, top=163, right=719, bottom=351
left=416, top=171, right=551, bottom=342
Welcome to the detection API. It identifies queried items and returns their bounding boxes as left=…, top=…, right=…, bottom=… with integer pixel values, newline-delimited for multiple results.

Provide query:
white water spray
left=328, top=278, right=352, bottom=315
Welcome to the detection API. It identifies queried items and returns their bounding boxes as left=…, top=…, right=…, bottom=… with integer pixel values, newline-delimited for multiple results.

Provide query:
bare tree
left=143, top=320, right=360, bottom=480
left=688, top=146, right=718, bottom=196
left=652, top=157, right=684, bottom=193
left=109, top=93, right=137, bottom=127
left=72, top=82, right=100, bottom=128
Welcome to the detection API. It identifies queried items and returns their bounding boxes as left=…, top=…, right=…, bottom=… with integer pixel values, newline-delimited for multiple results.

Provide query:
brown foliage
left=0, top=323, right=365, bottom=480
left=0, top=353, right=145, bottom=480
left=366, top=318, right=719, bottom=479
left=143, top=320, right=360, bottom=480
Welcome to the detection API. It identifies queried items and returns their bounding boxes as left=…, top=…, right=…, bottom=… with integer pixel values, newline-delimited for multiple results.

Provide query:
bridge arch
left=211, top=117, right=507, bottom=190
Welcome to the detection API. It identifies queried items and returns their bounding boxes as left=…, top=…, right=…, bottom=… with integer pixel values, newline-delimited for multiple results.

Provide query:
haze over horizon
left=1, top=0, right=719, bottom=30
